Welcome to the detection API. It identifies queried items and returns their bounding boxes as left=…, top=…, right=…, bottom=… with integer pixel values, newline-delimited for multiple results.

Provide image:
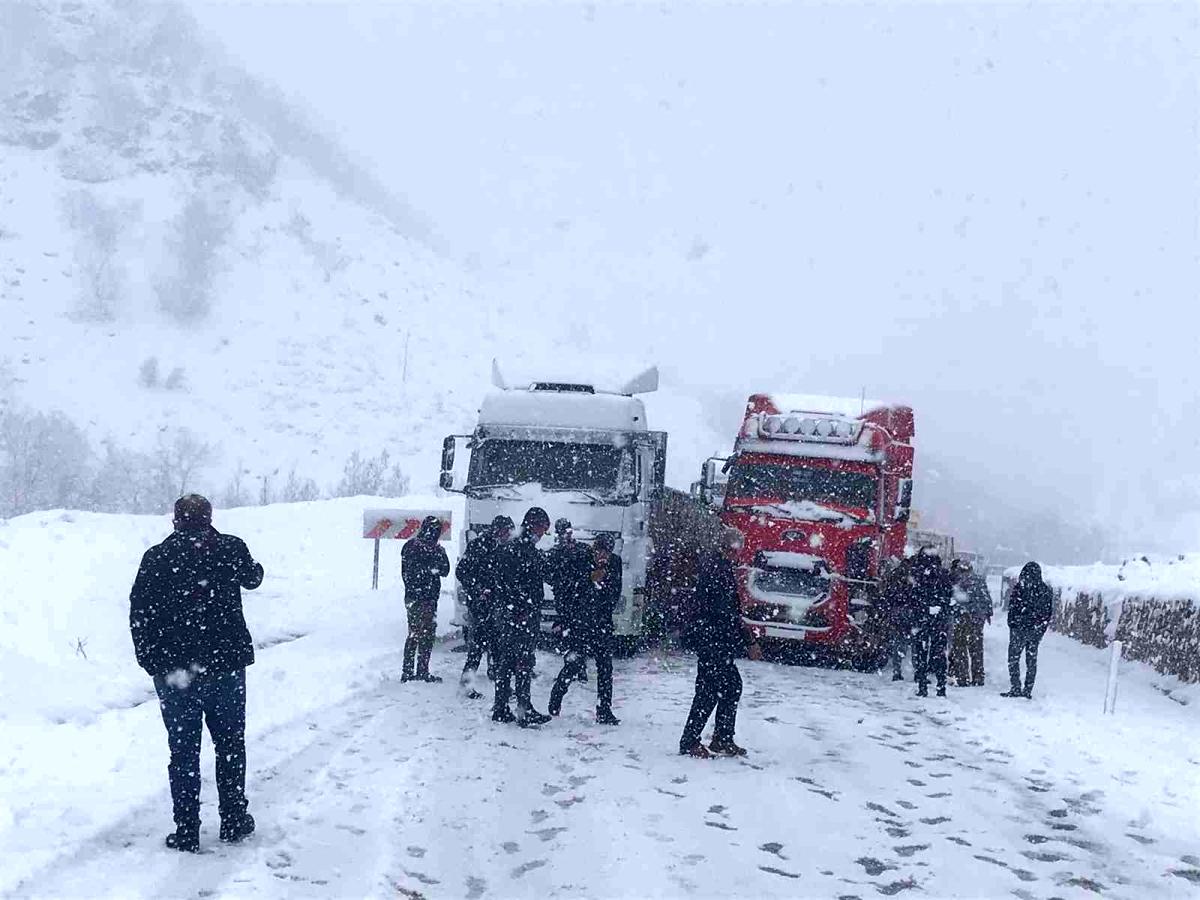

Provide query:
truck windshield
left=726, top=463, right=876, bottom=510
left=469, top=440, right=629, bottom=496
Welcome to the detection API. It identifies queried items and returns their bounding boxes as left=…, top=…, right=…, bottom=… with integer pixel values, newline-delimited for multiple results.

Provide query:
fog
left=186, top=2, right=1198, bottom=556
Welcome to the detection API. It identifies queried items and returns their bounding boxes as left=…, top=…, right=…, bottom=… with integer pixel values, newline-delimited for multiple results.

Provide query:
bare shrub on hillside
left=280, top=468, right=321, bottom=503
left=150, top=428, right=216, bottom=508
left=0, top=407, right=93, bottom=517
left=220, top=464, right=253, bottom=509
left=89, top=441, right=159, bottom=514
left=157, top=193, right=230, bottom=324
left=138, top=356, right=159, bottom=388
left=62, top=190, right=134, bottom=322
left=333, top=450, right=409, bottom=498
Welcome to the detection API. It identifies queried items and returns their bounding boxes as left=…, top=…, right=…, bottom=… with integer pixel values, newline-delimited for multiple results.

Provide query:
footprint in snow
left=855, top=857, right=893, bottom=876
left=759, top=842, right=786, bottom=858
left=501, top=841, right=521, bottom=855
left=529, top=827, right=568, bottom=843
left=465, top=876, right=488, bottom=898
left=510, top=860, right=547, bottom=879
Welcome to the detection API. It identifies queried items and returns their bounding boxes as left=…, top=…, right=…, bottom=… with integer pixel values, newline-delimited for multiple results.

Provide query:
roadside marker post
left=1104, top=640, right=1123, bottom=714
left=362, top=509, right=452, bottom=589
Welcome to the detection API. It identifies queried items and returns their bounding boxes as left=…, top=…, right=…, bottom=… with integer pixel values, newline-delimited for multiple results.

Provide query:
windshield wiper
left=542, top=486, right=612, bottom=506
left=466, top=483, right=524, bottom=500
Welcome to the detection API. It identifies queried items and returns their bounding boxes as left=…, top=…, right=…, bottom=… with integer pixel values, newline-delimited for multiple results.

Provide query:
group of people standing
left=403, top=507, right=622, bottom=727
left=880, top=550, right=1055, bottom=700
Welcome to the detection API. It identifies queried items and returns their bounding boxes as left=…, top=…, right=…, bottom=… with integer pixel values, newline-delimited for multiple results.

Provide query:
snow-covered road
left=11, top=624, right=1200, bottom=900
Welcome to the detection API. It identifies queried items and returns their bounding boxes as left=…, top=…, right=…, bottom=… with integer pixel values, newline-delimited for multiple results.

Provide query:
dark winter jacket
left=401, top=536, right=450, bottom=606
left=455, top=531, right=502, bottom=618
left=879, top=558, right=916, bottom=630
left=1008, top=562, right=1054, bottom=633
left=544, top=539, right=592, bottom=626
left=953, top=572, right=993, bottom=625
left=492, top=531, right=546, bottom=635
left=562, top=549, right=622, bottom=644
left=129, top=527, right=264, bottom=678
left=910, top=553, right=953, bottom=635
left=687, top=552, right=747, bottom=661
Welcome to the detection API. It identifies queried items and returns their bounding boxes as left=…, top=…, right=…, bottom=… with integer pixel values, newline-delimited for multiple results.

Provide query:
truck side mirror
left=440, top=435, right=470, bottom=494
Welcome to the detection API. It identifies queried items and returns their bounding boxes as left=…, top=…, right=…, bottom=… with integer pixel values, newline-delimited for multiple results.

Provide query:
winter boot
left=400, top=672, right=415, bottom=683
left=165, top=826, right=200, bottom=853
left=596, top=707, right=620, bottom=726
left=680, top=743, right=713, bottom=759
left=517, top=709, right=552, bottom=728
left=1000, top=685, right=1023, bottom=698
left=418, top=673, right=444, bottom=684
left=709, top=739, right=748, bottom=758
left=492, top=707, right=516, bottom=724
left=936, top=685, right=947, bottom=698
left=219, top=812, right=255, bottom=844
left=916, top=683, right=929, bottom=698
left=892, top=672, right=904, bottom=682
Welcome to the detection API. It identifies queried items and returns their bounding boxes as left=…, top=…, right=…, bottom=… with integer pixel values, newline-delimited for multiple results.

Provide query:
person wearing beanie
left=456, top=515, right=514, bottom=697
left=491, top=507, right=553, bottom=727
left=129, top=495, right=264, bottom=853
left=401, top=516, right=450, bottom=683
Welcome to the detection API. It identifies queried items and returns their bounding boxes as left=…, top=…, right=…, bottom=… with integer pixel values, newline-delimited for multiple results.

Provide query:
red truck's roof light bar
left=755, top=413, right=863, bottom=445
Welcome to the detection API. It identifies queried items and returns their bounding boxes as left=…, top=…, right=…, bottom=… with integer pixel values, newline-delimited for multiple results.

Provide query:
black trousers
left=1008, top=627, right=1044, bottom=693
left=912, top=626, right=948, bottom=689
left=679, top=657, right=742, bottom=751
left=493, top=628, right=536, bottom=715
left=551, top=632, right=614, bottom=712
left=153, top=668, right=248, bottom=830
left=403, top=598, right=437, bottom=677
left=887, top=622, right=912, bottom=678
left=950, top=619, right=986, bottom=685
left=461, top=611, right=494, bottom=679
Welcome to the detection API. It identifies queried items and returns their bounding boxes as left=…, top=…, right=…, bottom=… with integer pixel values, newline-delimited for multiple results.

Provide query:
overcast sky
left=189, top=1, right=1199, bottom=551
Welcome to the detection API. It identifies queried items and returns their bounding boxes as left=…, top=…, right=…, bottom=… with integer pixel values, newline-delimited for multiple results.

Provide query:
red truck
left=694, top=393, right=915, bottom=667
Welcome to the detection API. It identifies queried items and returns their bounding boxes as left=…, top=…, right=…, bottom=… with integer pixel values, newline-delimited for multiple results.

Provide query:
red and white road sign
left=362, top=509, right=453, bottom=541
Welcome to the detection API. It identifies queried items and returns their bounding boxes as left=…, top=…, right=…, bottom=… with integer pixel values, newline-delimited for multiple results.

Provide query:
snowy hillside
left=0, top=0, right=724, bottom=506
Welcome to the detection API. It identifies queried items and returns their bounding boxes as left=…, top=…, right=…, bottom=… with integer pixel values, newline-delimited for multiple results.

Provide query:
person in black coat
left=909, top=549, right=953, bottom=698
left=878, top=557, right=916, bottom=681
left=456, top=515, right=513, bottom=697
left=949, top=558, right=993, bottom=686
left=400, top=516, right=450, bottom=683
left=549, top=532, right=622, bottom=725
left=679, top=527, right=758, bottom=758
left=1003, top=561, right=1054, bottom=698
left=491, top=507, right=553, bottom=727
left=129, top=494, right=264, bottom=853
left=544, top=518, right=593, bottom=683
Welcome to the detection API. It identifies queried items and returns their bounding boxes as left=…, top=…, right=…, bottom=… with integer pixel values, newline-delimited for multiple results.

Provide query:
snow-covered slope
left=0, top=0, right=724, bottom=500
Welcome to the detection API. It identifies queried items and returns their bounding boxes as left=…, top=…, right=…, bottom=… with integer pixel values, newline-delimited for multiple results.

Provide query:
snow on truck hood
left=765, top=393, right=894, bottom=417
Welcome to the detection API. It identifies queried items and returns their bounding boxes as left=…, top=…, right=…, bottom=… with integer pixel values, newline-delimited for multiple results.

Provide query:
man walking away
left=491, top=508, right=553, bottom=727
left=679, top=527, right=758, bottom=758
left=544, top=518, right=592, bottom=678
left=401, top=516, right=450, bottom=683
left=1003, top=561, right=1054, bottom=698
left=549, top=533, right=622, bottom=725
left=949, top=559, right=993, bottom=686
left=909, top=549, right=953, bottom=698
left=879, top=557, right=915, bottom=682
left=129, top=495, right=264, bottom=853
left=457, top=515, right=513, bottom=698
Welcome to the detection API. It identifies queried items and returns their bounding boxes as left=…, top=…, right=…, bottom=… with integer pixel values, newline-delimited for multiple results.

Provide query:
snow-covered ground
left=4, top=502, right=1200, bottom=898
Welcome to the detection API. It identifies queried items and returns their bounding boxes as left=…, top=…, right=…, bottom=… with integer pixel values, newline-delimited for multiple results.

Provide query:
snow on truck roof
left=761, top=393, right=896, bottom=417
left=491, top=359, right=659, bottom=396
left=479, top=390, right=649, bottom=432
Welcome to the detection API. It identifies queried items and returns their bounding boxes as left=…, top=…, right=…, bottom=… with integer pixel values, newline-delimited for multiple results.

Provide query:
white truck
left=440, top=362, right=668, bottom=650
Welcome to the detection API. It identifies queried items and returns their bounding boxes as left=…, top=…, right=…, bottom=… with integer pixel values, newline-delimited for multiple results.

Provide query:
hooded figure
left=401, top=516, right=450, bottom=683
left=129, top=495, right=263, bottom=852
left=948, top=559, right=993, bottom=686
left=1003, top=562, right=1054, bottom=698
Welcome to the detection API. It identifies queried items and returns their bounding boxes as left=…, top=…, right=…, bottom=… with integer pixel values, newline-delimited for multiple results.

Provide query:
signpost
left=363, top=509, right=452, bottom=589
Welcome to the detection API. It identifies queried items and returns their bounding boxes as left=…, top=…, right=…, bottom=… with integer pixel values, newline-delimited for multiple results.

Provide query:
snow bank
left=1006, top=555, right=1200, bottom=683
left=0, top=496, right=463, bottom=728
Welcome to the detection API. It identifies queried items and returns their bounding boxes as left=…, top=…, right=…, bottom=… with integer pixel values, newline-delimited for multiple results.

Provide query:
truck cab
left=441, top=363, right=667, bottom=644
left=696, top=393, right=915, bottom=664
